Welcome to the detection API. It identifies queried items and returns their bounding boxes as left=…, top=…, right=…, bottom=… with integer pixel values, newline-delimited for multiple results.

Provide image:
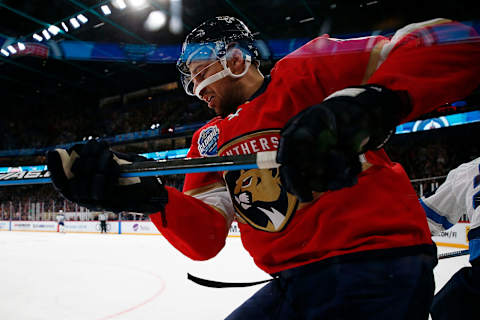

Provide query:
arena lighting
left=7, top=45, right=17, bottom=54
left=18, top=42, right=26, bottom=51
left=32, top=33, right=43, bottom=41
left=1, top=49, right=9, bottom=56
left=70, top=17, right=80, bottom=29
left=129, top=0, right=146, bottom=9
left=100, top=5, right=112, bottom=15
left=77, top=14, right=88, bottom=24
left=169, top=16, right=182, bottom=34
left=112, top=0, right=127, bottom=10
left=61, top=22, right=69, bottom=32
left=41, top=29, right=51, bottom=40
left=144, top=10, right=167, bottom=31
left=48, top=25, right=61, bottom=35
left=169, top=0, right=183, bottom=34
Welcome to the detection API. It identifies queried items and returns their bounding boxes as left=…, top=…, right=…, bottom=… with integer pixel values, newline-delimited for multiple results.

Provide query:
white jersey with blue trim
left=420, top=156, right=480, bottom=261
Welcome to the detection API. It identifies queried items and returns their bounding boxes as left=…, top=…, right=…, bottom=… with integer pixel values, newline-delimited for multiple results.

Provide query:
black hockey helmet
left=177, top=16, right=260, bottom=97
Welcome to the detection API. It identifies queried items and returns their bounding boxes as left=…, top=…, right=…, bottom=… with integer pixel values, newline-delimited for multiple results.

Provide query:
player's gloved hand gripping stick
left=276, top=84, right=411, bottom=202
left=47, top=141, right=168, bottom=216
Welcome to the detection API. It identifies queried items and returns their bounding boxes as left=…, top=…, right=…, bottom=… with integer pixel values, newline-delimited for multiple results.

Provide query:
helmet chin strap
left=194, top=55, right=252, bottom=99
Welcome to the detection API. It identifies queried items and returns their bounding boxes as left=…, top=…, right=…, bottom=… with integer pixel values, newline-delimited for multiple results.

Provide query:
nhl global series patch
left=198, top=125, right=219, bottom=157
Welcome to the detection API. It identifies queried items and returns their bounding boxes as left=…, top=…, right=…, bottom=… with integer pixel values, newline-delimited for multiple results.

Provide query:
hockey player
left=98, top=212, right=107, bottom=233
left=46, top=16, right=480, bottom=319
left=420, top=157, right=480, bottom=319
left=56, top=210, right=65, bottom=233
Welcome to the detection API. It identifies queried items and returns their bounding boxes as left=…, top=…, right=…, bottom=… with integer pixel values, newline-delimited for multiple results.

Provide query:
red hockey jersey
left=150, top=19, right=480, bottom=274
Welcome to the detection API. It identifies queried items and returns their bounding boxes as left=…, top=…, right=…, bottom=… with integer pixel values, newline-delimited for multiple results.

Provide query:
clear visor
left=178, top=45, right=219, bottom=96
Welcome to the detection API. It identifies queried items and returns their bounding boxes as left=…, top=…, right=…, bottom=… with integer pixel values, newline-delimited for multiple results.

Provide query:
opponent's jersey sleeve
left=367, top=19, right=480, bottom=122
left=420, top=157, right=480, bottom=262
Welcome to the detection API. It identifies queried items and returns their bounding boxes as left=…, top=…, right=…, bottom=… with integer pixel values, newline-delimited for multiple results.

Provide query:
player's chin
left=211, top=102, right=223, bottom=116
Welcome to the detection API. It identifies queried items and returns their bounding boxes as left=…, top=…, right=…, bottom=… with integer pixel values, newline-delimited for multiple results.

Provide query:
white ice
left=0, top=231, right=470, bottom=320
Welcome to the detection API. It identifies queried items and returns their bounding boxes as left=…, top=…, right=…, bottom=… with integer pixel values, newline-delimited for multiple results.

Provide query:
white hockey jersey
left=420, top=156, right=480, bottom=262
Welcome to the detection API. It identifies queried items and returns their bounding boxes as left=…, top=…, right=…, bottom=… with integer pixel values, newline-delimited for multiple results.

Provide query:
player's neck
left=238, top=68, right=265, bottom=103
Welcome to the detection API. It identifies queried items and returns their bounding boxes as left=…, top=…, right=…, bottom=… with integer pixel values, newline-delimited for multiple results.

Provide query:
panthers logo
left=224, top=168, right=298, bottom=232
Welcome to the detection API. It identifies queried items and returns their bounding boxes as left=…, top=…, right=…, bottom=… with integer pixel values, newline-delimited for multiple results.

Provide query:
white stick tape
left=256, top=151, right=280, bottom=169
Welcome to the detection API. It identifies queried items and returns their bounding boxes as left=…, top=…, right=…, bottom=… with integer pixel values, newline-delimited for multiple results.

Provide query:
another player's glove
left=47, top=140, right=168, bottom=217
left=276, top=84, right=411, bottom=202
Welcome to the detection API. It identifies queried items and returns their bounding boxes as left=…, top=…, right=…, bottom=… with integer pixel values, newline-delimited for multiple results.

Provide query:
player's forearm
left=149, top=186, right=230, bottom=261
left=368, top=20, right=480, bottom=122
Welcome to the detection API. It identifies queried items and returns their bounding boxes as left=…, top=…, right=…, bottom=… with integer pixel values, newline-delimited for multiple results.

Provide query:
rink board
left=0, top=220, right=469, bottom=246
left=0, top=220, right=242, bottom=237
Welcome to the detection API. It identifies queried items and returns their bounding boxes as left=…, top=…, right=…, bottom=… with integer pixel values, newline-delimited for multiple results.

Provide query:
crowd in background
left=0, top=87, right=211, bottom=152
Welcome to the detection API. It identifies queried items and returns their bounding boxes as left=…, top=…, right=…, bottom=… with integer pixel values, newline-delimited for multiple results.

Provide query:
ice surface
left=0, top=232, right=469, bottom=319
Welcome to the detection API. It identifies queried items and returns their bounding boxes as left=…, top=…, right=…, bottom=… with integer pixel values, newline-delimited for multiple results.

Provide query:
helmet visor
left=177, top=44, right=218, bottom=96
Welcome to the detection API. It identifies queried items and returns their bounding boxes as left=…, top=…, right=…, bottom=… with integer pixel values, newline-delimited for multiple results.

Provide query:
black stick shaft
left=438, top=249, right=470, bottom=259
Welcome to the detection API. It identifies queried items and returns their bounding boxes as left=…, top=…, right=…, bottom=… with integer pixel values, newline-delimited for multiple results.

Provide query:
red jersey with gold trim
left=150, top=19, right=480, bottom=274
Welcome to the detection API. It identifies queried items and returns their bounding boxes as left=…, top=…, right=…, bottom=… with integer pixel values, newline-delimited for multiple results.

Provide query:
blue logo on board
left=412, top=117, right=449, bottom=132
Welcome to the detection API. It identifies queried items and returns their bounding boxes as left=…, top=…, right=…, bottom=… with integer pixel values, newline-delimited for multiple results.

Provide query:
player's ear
left=226, top=47, right=245, bottom=74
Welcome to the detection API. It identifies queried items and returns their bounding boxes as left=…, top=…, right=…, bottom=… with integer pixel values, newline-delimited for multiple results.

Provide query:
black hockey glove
left=47, top=140, right=168, bottom=216
left=276, top=85, right=411, bottom=202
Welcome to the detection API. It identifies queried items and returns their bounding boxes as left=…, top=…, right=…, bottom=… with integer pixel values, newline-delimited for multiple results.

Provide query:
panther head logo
left=225, top=168, right=298, bottom=232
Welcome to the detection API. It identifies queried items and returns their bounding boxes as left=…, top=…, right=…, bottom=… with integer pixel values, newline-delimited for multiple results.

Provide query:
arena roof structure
left=1, top=0, right=477, bottom=110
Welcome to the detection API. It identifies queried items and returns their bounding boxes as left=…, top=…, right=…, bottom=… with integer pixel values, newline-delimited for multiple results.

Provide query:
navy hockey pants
left=225, top=253, right=436, bottom=320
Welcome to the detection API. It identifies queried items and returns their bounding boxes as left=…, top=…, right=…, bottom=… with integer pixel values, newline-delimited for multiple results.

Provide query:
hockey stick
left=438, top=249, right=470, bottom=260
left=0, top=151, right=279, bottom=186
left=119, top=151, right=279, bottom=177
left=188, top=248, right=473, bottom=288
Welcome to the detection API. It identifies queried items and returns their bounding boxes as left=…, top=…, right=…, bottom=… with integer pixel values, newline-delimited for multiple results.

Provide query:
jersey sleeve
left=367, top=19, right=480, bottom=122
left=149, top=120, right=235, bottom=261
left=420, top=167, right=463, bottom=235
left=183, top=120, right=235, bottom=223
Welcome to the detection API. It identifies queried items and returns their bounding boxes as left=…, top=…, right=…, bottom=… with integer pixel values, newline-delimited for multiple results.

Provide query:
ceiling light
left=144, top=10, right=167, bottom=31
left=70, top=17, right=80, bottom=29
left=112, top=0, right=127, bottom=10
left=169, top=0, right=183, bottom=34
left=48, top=25, right=61, bottom=35
left=129, top=0, right=146, bottom=8
left=101, top=5, right=112, bottom=15
left=42, top=29, right=51, bottom=40
left=169, top=16, right=182, bottom=34
left=299, top=17, right=315, bottom=23
left=1, top=49, right=10, bottom=56
left=61, top=22, right=69, bottom=32
left=32, top=33, right=43, bottom=41
left=7, top=45, right=17, bottom=54
left=18, top=42, right=26, bottom=51
left=77, top=14, right=88, bottom=24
